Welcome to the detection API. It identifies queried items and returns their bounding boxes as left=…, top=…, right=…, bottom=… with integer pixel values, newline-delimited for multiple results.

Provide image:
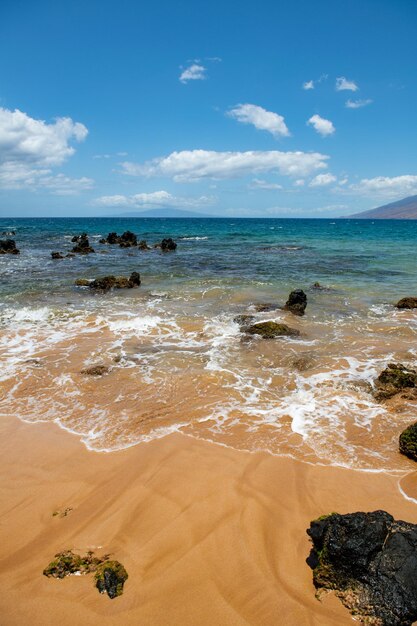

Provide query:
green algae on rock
left=43, top=550, right=128, bottom=599
left=373, top=363, right=417, bottom=401
left=245, top=321, right=300, bottom=339
left=95, top=561, right=129, bottom=599
left=399, top=423, right=417, bottom=462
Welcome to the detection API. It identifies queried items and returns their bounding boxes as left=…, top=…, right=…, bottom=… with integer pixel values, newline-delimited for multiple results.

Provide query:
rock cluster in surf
left=75, top=272, right=141, bottom=290
left=43, top=550, right=128, bottom=599
left=307, top=510, right=417, bottom=626
left=71, top=233, right=95, bottom=254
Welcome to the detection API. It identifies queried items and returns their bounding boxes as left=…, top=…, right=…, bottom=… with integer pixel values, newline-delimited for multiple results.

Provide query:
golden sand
left=1, top=415, right=417, bottom=625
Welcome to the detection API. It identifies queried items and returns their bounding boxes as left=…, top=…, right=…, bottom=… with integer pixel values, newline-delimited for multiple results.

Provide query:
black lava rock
left=307, top=510, right=417, bottom=625
left=283, top=289, right=307, bottom=316
left=95, top=561, right=128, bottom=599
left=0, top=239, right=20, bottom=255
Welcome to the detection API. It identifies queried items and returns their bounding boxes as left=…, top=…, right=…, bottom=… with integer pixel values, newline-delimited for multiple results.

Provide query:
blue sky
left=0, top=0, right=416, bottom=217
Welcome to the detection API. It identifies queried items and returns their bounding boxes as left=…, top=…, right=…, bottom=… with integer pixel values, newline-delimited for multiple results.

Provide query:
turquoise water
left=1, top=218, right=417, bottom=468
left=1, top=217, right=416, bottom=304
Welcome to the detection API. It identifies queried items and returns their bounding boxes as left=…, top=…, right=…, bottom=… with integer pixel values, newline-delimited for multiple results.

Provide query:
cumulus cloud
left=92, top=190, right=214, bottom=208
left=249, top=178, right=283, bottom=190
left=294, top=179, right=305, bottom=187
left=309, top=173, right=337, bottom=187
left=350, top=175, right=417, bottom=198
left=345, top=98, right=373, bottom=109
left=336, top=76, right=359, bottom=91
left=302, top=80, right=315, bottom=90
left=0, top=107, right=90, bottom=193
left=228, top=103, right=290, bottom=138
left=179, top=64, right=206, bottom=83
left=307, top=114, right=335, bottom=137
left=120, top=149, right=328, bottom=182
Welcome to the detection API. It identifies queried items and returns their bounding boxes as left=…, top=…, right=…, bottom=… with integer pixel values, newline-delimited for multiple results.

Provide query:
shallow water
left=1, top=217, right=417, bottom=469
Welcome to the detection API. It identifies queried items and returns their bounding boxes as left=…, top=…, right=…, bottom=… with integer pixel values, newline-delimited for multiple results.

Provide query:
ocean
left=1, top=217, right=417, bottom=469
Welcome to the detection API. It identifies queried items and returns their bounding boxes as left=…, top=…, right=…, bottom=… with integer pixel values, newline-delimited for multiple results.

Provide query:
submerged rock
left=253, top=303, right=278, bottom=312
left=399, top=423, right=417, bottom=462
left=81, top=364, right=110, bottom=376
left=396, top=297, right=417, bottom=310
left=72, top=233, right=95, bottom=254
left=233, top=314, right=256, bottom=329
left=138, top=239, right=151, bottom=250
left=307, top=510, right=417, bottom=626
left=75, top=278, right=91, bottom=286
left=245, top=321, right=300, bottom=339
left=374, top=363, right=417, bottom=401
left=95, top=561, right=128, bottom=599
left=51, top=251, right=64, bottom=259
left=0, top=239, right=20, bottom=255
left=283, top=289, right=307, bottom=316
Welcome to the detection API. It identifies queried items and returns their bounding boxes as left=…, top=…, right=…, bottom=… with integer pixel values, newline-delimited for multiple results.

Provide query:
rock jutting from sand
left=245, top=321, right=300, bottom=339
left=0, top=239, right=20, bottom=255
left=95, top=560, right=129, bottom=599
left=72, top=233, right=95, bottom=254
left=307, top=510, right=417, bottom=626
left=78, top=272, right=141, bottom=290
left=43, top=550, right=128, bottom=599
left=396, top=297, right=417, bottom=310
left=399, top=423, right=417, bottom=462
left=373, top=363, right=417, bottom=401
left=283, top=289, right=307, bottom=316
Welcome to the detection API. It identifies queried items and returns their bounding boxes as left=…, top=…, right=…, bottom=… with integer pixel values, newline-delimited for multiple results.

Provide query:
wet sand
left=1, top=416, right=417, bottom=625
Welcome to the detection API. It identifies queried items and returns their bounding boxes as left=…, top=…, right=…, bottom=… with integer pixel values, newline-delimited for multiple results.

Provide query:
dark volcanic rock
left=103, top=231, right=138, bottom=247
left=396, top=297, right=417, bottom=310
left=95, top=561, right=128, bottom=599
left=283, top=289, right=307, bottom=316
left=399, top=423, right=417, bottom=462
left=75, top=278, right=91, bottom=286
left=72, top=233, right=95, bottom=254
left=88, top=272, right=141, bottom=290
left=374, top=363, right=417, bottom=401
left=245, top=321, right=300, bottom=339
left=160, top=238, right=177, bottom=251
left=253, top=303, right=278, bottom=312
left=51, top=252, right=64, bottom=259
left=138, top=240, right=151, bottom=250
left=0, top=239, right=20, bottom=255
left=307, top=510, right=417, bottom=626
left=233, top=314, right=256, bottom=329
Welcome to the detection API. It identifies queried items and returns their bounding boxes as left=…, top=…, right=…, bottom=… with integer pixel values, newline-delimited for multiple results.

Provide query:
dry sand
left=1, top=415, right=417, bottom=626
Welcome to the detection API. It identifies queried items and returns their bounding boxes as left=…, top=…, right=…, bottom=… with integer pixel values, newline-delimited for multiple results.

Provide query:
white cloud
left=294, top=179, right=305, bottom=187
left=309, top=173, right=337, bottom=187
left=179, top=64, right=206, bottom=83
left=350, top=175, right=417, bottom=198
left=228, top=103, right=290, bottom=138
left=249, top=178, right=283, bottom=190
left=345, top=98, right=373, bottom=109
left=307, top=114, right=335, bottom=137
left=336, top=76, right=359, bottom=91
left=92, top=190, right=214, bottom=208
left=302, top=80, right=314, bottom=90
left=120, top=149, right=329, bottom=182
left=0, top=107, right=89, bottom=193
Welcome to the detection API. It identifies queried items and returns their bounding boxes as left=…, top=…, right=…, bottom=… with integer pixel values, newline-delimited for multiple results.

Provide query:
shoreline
left=2, top=415, right=417, bottom=625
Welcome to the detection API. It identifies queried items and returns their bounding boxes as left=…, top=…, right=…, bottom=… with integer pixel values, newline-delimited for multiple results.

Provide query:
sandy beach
left=1, top=415, right=417, bottom=625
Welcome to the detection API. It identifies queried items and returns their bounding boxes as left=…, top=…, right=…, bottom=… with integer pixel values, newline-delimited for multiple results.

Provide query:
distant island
left=349, top=195, right=417, bottom=219
left=114, top=208, right=216, bottom=218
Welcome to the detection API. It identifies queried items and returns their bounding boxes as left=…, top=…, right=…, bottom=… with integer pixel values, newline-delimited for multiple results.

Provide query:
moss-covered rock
left=88, top=272, right=141, bottom=290
left=81, top=364, right=110, bottom=376
left=283, top=289, right=307, bottom=316
left=95, top=561, right=128, bottom=599
left=399, top=423, right=417, bottom=462
left=43, top=551, right=127, bottom=599
left=245, top=321, right=300, bottom=339
left=374, top=363, right=417, bottom=401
